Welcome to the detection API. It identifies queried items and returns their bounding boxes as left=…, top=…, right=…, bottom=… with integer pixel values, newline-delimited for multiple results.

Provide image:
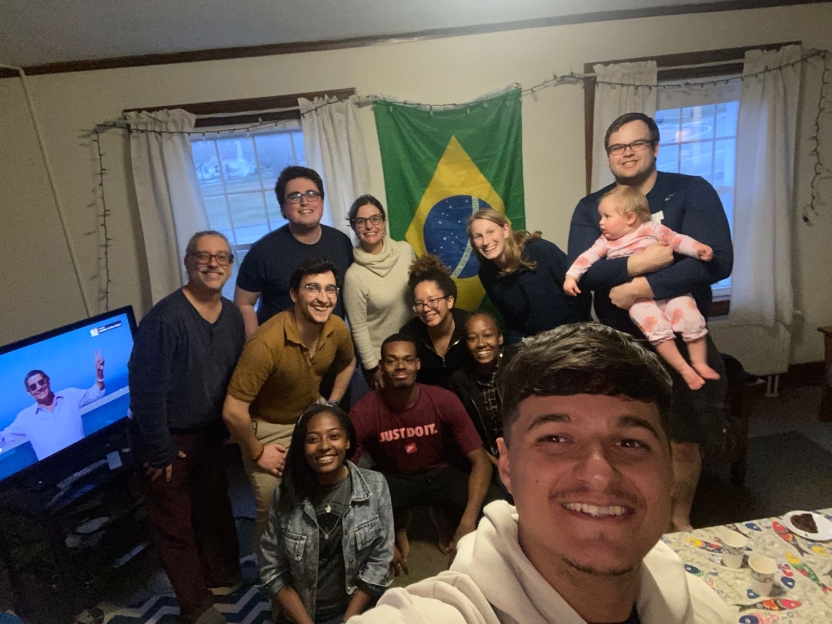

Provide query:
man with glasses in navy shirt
left=234, top=166, right=353, bottom=339
left=568, top=112, right=733, bottom=532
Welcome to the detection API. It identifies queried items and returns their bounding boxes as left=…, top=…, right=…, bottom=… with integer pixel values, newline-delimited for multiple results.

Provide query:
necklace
left=315, top=475, right=352, bottom=541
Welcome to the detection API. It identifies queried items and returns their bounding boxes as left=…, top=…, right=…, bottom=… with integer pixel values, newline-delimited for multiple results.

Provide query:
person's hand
left=257, top=443, right=287, bottom=476
left=372, top=367, right=385, bottom=390
left=144, top=450, right=186, bottom=483
left=563, top=277, right=581, bottom=296
left=695, top=243, right=714, bottom=262
left=390, top=545, right=409, bottom=577
left=609, top=282, right=640, bottom=310
left=629, top=241, right=673, bottom=275
left=94, top=350, right=105, bottom=377
left=447, top=519, right=477, bottom=563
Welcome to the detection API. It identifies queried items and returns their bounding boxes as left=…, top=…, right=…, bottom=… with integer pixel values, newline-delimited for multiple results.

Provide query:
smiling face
left=598, top=198, right=638, bottom=241
left=25, top=372, right=53, bottom=404
left=498, top=393, right=672, bottom=578
left=606, top=120, right=659, bottom=187
left=381, top=340, right=420, bottom=389
left=304, top=411, right=350, bottom=484
left=184, top=234, right=233, bottom=293
left=353, top=203, right=386, bottom=252
left=466, top=314, right=503, bottom=368
left=469, top=218, right=511, bottom=264
left=281, top=177, right=324, bottom=231
left=412, top=280, right=453, bottom=328
left=290, top=271, right=337, bottom=326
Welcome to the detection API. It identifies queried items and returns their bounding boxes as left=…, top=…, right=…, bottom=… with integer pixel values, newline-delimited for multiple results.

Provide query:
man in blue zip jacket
left=568, top=112, right=733, bottom=531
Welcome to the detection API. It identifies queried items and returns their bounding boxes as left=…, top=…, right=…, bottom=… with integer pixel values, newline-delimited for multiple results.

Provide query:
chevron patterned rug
left=102, top=556, right=271, bottom=624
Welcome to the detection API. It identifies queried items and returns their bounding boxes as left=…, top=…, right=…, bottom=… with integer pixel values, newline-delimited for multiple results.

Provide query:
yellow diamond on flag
left=405, top=136, right=508, bottom=310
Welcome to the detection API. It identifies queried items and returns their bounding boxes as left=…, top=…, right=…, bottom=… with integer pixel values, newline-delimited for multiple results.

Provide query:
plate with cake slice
left=783, top=510, right=832, bottom=541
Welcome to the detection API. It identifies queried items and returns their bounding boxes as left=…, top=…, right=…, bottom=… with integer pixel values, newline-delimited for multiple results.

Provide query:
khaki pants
left=241, top=420, right=296, bottom=543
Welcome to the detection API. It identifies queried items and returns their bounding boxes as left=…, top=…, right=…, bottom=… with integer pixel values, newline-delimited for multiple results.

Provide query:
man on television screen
left=0, top=357, right=105, bottom=460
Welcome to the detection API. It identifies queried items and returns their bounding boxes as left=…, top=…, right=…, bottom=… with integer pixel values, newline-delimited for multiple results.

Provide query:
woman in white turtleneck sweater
left=344, top=195, right=416, bottom=389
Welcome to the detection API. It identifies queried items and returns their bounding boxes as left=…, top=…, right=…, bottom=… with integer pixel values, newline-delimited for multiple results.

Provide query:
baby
left=564, top=185, right=720, bottom=390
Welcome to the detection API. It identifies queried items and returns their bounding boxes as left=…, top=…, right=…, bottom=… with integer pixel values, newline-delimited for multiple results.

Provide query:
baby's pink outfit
left=567, top=221, right=708, bottom=345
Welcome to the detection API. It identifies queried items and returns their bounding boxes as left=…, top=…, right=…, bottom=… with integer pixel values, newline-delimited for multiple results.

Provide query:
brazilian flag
left=373, top=88, right=525, bottom=310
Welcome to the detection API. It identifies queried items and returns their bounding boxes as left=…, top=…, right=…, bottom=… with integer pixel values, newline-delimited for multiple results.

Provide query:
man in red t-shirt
left=350, top=333, right=493, bottom=575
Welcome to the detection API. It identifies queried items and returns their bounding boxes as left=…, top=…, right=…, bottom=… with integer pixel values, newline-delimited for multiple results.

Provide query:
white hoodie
left=351, top=501, right=733, bottom=624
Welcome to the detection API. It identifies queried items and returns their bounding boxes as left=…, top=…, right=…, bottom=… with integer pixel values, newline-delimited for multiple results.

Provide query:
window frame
left=582, top=43, right=798, bottom=317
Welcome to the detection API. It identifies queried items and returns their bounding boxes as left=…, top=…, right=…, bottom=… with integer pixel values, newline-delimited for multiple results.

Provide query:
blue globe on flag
left=423, top=195, right=493, bottom=279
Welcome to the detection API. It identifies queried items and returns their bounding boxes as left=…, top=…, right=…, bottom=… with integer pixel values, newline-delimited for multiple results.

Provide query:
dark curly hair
left=407, top=254, right=457, bottom=302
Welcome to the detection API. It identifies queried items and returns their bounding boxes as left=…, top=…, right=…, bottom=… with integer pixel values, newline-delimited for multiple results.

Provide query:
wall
left=1, top=4, right=831, bottom=364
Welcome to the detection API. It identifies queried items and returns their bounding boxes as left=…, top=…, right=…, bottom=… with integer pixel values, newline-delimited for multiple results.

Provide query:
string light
left=90, top=49, right=831, bottom=307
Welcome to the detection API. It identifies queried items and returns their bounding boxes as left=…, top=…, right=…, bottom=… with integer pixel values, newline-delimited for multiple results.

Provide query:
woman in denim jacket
left=260, top=404, right=394, bottom=624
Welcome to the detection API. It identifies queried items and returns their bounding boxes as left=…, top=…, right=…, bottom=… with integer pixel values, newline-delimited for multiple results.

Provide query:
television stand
left=0, top=447, right=150, bottom=624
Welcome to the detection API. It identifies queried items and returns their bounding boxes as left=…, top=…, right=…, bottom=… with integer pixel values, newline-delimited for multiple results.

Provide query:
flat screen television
left=0, top=307, right=136, bottom=484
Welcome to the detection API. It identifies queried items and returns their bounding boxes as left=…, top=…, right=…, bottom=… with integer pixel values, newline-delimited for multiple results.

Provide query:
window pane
left=291, top=132, right=307, bottom=166
left=222, top=249, right=249, bottom=300
left=656, top=108, right=680, bottom=144
left=713, top=139, right=736, bottom=190
left=227, top=193, right=270, bottom=244
left=203, top=196, right=234, bottom=241
left=656, top=143, right=680, bottom=173
left=266, top=193, right=288, bottom=230
left=716, top=101, right=739, bottom=139
left=680, top=105, right=715, bottom=141
left=255, top=133, right=298, bottom=189
left=216, top=138, right=261, bottom=192
left=680, top=141, right=713, bottom=180
left=719, top=191, right=735, bottom=239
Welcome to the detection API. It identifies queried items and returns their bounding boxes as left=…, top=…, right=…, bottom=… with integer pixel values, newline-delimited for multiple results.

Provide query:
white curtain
left=591, top=61, right=658, bottom=191
left=299, top=95, right=371, bottom=235
left=729, top=45, right=802, bottom=328
left=125, top=109, right=209, bottom=304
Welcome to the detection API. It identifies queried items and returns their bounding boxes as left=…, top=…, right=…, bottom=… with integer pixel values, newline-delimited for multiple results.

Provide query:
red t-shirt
left=349, top=384, right=483, bottom=475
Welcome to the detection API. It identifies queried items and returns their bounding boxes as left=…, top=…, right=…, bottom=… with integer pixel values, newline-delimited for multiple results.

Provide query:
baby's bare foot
left=680, top=367, right=706, bottom=390
left=692, top=362, right=721, bottom=381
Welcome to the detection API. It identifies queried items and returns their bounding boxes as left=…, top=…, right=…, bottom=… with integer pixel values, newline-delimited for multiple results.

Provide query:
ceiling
left=0, top=0, right=819, bottom=69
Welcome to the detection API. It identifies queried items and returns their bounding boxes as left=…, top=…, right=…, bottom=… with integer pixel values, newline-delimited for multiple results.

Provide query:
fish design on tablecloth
left=736, top=598, right=801, bottom=613
left=739, top=614, right=794, bottom=623
left=772, top=521, right=809, bottom=556
left=744, top=522, right=763, bottom=532
left=685, top=537, right=723, bottom=553
left=808, top=543, right=829, bottom=557
left=785, top=552, right=832, bottom=594
left=683, top=564, right=725, bottom=597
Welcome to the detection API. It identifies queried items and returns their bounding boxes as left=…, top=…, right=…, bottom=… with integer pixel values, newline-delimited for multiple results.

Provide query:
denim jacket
left=260, top=462, right=394, bottom=619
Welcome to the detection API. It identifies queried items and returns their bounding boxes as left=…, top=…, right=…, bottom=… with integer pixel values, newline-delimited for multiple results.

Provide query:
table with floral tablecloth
left=663, top=509, right=832, bottom=623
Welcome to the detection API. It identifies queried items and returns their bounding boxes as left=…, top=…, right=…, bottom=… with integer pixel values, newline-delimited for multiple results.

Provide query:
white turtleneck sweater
left=344, top=238, right=416, bottom=370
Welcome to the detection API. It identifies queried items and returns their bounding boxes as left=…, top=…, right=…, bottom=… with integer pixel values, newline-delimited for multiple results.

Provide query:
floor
left=40, top=384, right=832, bottom=621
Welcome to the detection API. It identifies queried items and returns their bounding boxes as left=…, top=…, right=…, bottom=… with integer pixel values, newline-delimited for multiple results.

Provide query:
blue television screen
left=0, top=307, right=136, bottom=482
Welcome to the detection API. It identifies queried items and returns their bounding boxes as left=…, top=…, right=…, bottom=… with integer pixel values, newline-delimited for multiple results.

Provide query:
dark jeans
left=139, top=423, right=241, bottom=621
left=381, top=466, right=470, bottom=512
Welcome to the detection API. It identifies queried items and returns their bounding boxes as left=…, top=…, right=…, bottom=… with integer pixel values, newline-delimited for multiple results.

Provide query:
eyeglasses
left=190, top=251, right=233, bottom=265
left=607, top=139, right=656, bottom=156
left=351, top=214, right=384, bottom=228
left=285, top=190, right=323, bottom=204
left=303, top=283, right=339, bottom=297
left=412, top=296, right=448, bottom=312
left=27, top=378, right=49, bottom=392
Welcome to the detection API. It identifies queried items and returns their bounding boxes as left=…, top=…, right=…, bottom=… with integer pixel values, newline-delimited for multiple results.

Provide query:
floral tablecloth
left=663, top=509, right=832, bottom=623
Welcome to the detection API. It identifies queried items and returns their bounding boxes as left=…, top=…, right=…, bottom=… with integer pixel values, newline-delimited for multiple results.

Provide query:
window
left=655, top=100, right=739, bottom=299
left=584, top=43, right=796, bottom=314
left=190, top=128, right=306, bottom=298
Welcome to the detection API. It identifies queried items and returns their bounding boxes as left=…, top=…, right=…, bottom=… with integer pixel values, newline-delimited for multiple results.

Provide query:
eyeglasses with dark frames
left=351, top=214, right=384, bottom=228
left=412, top=296, right=448, bottom=313
left=190, top=251, right=233, bottom=265
left=285, top=190, right=323, bottom=204
left=606, top=139, right=656, bottom=156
